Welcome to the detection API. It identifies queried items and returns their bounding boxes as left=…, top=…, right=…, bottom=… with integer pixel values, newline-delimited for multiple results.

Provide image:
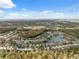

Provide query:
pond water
left=47, top=33, right=64, bottom=44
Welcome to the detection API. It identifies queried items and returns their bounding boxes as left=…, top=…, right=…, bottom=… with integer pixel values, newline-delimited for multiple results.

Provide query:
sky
left=0, top=0, right=79, bottom=20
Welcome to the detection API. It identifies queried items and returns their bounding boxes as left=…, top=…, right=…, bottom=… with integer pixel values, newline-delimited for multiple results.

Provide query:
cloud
left=0, top=10, right=4, bottom=18
left=1, top=10, right=79, bottom=20
left=9, top=13, right=20, bottom=17
left=0, top=0, right=16, bottom=8
left=22, top=8, right=27, bottom=11
left=1, top=11, right=65, bottom=19
left=0, top=10, right=3, bottom=14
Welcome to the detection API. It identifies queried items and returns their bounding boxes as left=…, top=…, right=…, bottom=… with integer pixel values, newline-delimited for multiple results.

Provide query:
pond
left=47, top=32, right=65, bottom=44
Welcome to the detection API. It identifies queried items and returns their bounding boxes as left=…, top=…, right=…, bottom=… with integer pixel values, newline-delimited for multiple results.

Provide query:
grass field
left=0, top=48, right=79, bottom=59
